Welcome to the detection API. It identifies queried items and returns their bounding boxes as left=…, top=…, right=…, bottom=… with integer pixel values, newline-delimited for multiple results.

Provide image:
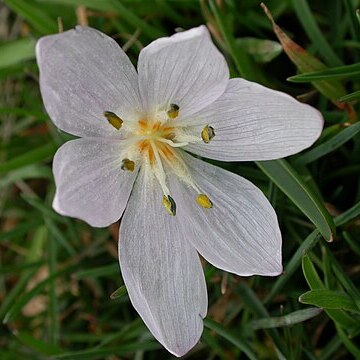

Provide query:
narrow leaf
left=302, top=253, right=323, bottom=289
left=204, top=319, right=258, bottom=360
left=257, top=159, right=335, bottom=241
left=14, top=331, right=62, bottom=356
left=0, top=38, right=36, bottom=69
left=110, top=285, right=128, bottom=300
left=261, top=3, right=350, bottom=112
left=339, top=90, right=360, bottom=103
left=0, top=143, right=57, bottom=175
left=288, top=62, right=360, bottom=82
left=291, top=0, right=342, bottom=66
left=294, top=122, right=360, bottom=165
left=250, top=308, right=322, bottom=330
left=299, top=290, right=360, bottom=313
left=236, top=37, right=282, bottom=63
left=4, top=0, right=57, bottom=34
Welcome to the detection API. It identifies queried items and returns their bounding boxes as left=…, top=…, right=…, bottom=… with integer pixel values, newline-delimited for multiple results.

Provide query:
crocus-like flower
left=36, top=25, right=323, bottom=356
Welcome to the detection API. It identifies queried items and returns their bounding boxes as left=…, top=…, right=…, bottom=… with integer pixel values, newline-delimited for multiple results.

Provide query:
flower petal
left=171, top=153, right=282, bottom=276
left=184, top=78, right=323, bottom=161
left=119, top=168, right=207, bottom=357
left=36, top=26, right=142, bottom=138
left=137, top=25, right=229, bottom=118
left=52, top=138, right=137, bottom=227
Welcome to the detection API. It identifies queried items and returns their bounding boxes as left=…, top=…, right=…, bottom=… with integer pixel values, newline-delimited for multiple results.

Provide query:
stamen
left=104, top=111, right=123, bottom=130
left=121, top=158, right=135, bottom=172
left=196, top=194, right=213, bottom=209
left=167, top=104, right=180, bottom=119
left=157, top=138, right=189, bottom=147
left=150, top=140, right=171, bottom=196
left=201, top=125, right=215, bottom=143
left=162, top=195, right=176, bottom=216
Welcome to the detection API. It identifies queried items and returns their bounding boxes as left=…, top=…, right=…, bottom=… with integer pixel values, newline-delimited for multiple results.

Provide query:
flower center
left=135, top=119, right=176, bottom=165
left=104, top=104, right=215, bottom=216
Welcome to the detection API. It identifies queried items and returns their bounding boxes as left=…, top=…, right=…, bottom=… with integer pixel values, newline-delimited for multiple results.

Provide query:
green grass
left=1, top=0, right=360, bottom=359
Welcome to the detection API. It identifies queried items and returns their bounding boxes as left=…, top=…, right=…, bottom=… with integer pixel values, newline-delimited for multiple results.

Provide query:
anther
left=121, top=158, right=135, bottom=172
left=162, top=195, right=177, bottom=216
left=104, top=111, right=123, bottom=130
left=167, top=104, right=180, bottom=119
left=201, top=125, right=215, bottom=143
left=196, top=194, right=213, bottom=209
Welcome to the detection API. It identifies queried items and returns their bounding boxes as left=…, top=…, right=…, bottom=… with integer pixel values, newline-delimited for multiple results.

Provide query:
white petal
left=119, top=167, right=207, bottom=357
left=52, top=138, right=137, bottom=227
left=137, top=25, right=229, bottom=118
left=171, top=153, right=282, bottom=276
left=184, top=78, right=324, bottom=161
left=36, top=26, right=142, bottom=138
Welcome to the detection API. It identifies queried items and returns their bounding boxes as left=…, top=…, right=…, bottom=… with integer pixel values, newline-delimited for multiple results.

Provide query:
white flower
left=36, top=25, right=323, bottom=356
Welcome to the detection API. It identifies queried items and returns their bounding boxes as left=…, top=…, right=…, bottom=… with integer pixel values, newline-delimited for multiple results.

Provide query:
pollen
left=196, top=194, right=213, bottom=209
left=167, top=104, right=179, bottom=119
left=121, top=158, right=135, bottom=171
left=201, top=125, right=215, bottom=143
left=104, top=111, right=123, bottom=130
left=162, top=195, right=176, bottom=216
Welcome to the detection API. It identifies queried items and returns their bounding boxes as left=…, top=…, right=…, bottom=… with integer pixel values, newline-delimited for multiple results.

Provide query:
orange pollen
left=136, top=119, right=175, bottom=165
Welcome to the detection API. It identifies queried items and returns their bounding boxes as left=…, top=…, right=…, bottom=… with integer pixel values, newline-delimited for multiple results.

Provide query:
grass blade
left=250, top=308, right=322, bottom=330
left=257, top=159, right=335, bottom=241
left=299, top=289, right=360, bottom=313
left=204, top=319, right=258, bottom=360
left=0, top=142, right=57, bottom=175
left=291, top=0, right=342, bottom=66
left=294, top=122, right=360, bottom=165
left=0, top=38, right=36, bottom=69
left=4, top=0, right=57, bottom=34
left=288, top=62, right=360, bottom=82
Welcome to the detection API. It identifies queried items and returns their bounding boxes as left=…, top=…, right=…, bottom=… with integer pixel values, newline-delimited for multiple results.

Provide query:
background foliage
left=1, top=0, right=360, bottom=359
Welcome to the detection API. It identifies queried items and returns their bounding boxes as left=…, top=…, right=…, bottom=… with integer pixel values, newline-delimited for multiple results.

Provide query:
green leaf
left=335, top=201, right=360, bottom=226
left=204, top=319, right=258, bottom=360
left=3, top=265, right=76, bottom=324
left=288, top=62, right=360, bottom=82
left=238, top=283, right=287, bottom=356
left=299, top=290, right=360, bottom=313
left=14, top=332, right=63, bottom=356
left=256, top=159, right=335, bottom=241
left=236, top=37, right=282, bottom=63
left=53, top=342, right=161, bottom=359
left=0, top=142, right=57, bottom=175
left=302, top=253, right=323, bottom=289
left=336, top=325, right=360, bottom=358
left=0, top=38, right=36, bottom=69
left=110, top=285, right=128, bottom=300
left=0, top=219, right=43, bottom=243
left=0, top=165, right=51, bottom=189
left=4, top=0, right=57, bottom=34
left=294, top=122, right=360, bottom=165
left=209, top=0, right=265, bottom=83
left=250, top=308, right=322, bottom=330
left=108, top=0, right=165, bottom=39
left=302, top=252, right=360, bottom=329
left=76, top=264, right=119, bottom=279
left=339, top=90, right=360, bottom=103
left=262, top=4, right=346, bottom=105
left=265, top=230, right=321, bottom=303
left=38, top=0, right=118, bottom=12
left=291, top=0, right=342, bottom=67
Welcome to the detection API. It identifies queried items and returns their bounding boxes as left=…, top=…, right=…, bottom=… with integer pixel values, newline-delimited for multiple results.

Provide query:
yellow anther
left=196, top=194, right=213, bottom=209
left=162, top=195, right=176, bottom=216
left=104, top=111, right=123, bottom=130
left=167, top=104, right=179, bottom=119
left=121, top=158, right=135, bottom=172
left=201, top=125, right=215, bottom=143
